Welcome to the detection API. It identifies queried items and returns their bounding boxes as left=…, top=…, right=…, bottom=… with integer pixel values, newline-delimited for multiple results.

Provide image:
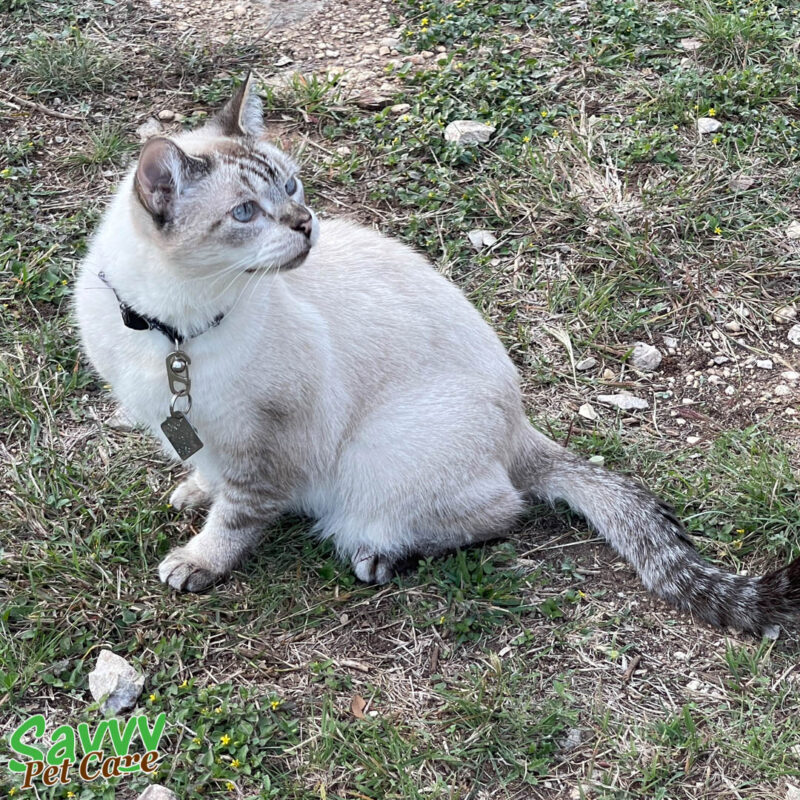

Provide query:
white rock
left=686, top=436, right=700, bottom=445
left=773, top=305, right=797, bottom=324
left=233, top=4, right=246, bottom=17
left=576, top=356, right=597, bottom=371
left=663, top=335, right=678, bottom=349
left=697, top=117, right=722, bottom=134
left=713, top=355, right=729, bottom=365
left=335, top=145, right=352, bottom=156
left=755, top=359, right=773, bottom=370
left=597, top=393, right=649, bottom=411
left=789, top=324, right=800, bottom=346
left=686, top=679, right=703, bottom=692
left=725, top=385, right=736, bottom=395
left=379, top=37, right=400, bottom=48
left=781, top=371, right=799, bottom=381
left=444, top=120, right=496, bottom=145
left=157, top=109, right=176, bottom=122
left=723, top=320, right=741, bottom=332
left=560, top=728, right=582, bottom=752
left=631, top=342, right=662, bottom=372
left=588, top=455, right=604, bottom=466
left=679, top=37, right=702, bottom=51
left=275, top=54, right=293, bottom=67
left=786, top=220, right=800, bottom=240
left=136, top=118, right=163, bottom=141
left=137, top=787, right=178, bottom=800
left=729, top=175, right=755, bottom=191
left=774, top=384, right=792, bottom=397
left=578, top=403, right=598, bottom=421
left=602, top=368, right=615, bottom=381
left=88, top=650, right=145, bottom=715
left=467, top=229, right=497, bottom=250
left=390, top=103, right=411, bottom=114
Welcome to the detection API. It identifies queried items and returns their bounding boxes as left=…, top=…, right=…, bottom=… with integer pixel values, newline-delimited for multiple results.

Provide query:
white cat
left=74, top=76, right=800, bottom=635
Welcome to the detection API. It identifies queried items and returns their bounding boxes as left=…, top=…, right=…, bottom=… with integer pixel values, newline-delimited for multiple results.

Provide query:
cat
left=74, top=75, right=800, bottom=637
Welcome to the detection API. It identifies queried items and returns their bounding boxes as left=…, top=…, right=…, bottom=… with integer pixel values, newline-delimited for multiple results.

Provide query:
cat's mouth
left=245, top=250, right=309, bottom=274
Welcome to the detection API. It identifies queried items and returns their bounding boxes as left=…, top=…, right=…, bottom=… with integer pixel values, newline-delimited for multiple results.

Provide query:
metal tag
left=161, top=412, right=204, bottom=460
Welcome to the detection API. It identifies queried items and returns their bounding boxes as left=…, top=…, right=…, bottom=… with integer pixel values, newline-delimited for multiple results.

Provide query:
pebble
left=663, top=335, right=678, bottom=349
left=597, top=393, right=649, bottom=411
left=679, top=37, right=702, bottom=51
left=789, top=324, right=800, bottom=346
left=786, top=220, right=800, bottom=240
left=234, top=4, right=246, bottom=17
left=755, top=359, right=773, bottom=370
left=713, top=355, right=729, bottom=365
left=390, top=103, right=411, bottom=114
left=275, top=54, right=294, bottom=67
left=774, top=384, right=792, bottom=397
left=697, top=117, right=722, bottom=134
left=588, top=455, right=604, bottom=466
left=379, top=45, right=391, bottom=56
left=335, top=145, right=352, bottom=156
left=444, top=120, right=496, bottom=145
left=631, top=342, right=662, bottom=372
left=137, top=787, right=178, bottom=800
left=686, top=436, right=700, bottom=445
left=773, top=305, right=797, bottom=324
left=781, top=371, right=799, bottom=381
left=729, top=174, right=756, bottom=191
left=602, top=368, right=615, bottom=380
left=576, top=356, right=597, bottom=371
left=88, top=650, right=145, bottom=715
left=157, top=109, right=176, bottom=121
left=467, top=229, right=497, bottom=250
left=578, top=403, right=598, bottom=421
left=723, top=320, right=741, bottom=332
left=725, top=385, right=736, bottom=395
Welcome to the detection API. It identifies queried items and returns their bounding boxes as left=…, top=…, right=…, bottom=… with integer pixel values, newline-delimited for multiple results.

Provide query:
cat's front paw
left=351, top=548, right=395, bottom=584
left=169, top=474, right=211, bottom=511
left=158, top=547, right=224, bottom=592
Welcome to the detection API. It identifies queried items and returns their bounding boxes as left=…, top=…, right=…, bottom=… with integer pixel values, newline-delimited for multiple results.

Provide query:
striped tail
left=514, top=425, right=800, bottom=636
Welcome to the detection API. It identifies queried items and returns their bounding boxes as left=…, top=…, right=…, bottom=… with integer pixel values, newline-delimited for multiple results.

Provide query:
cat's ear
left=211, top=72, right=264, bottom=137
left=133, top=137, right=207, bottom=226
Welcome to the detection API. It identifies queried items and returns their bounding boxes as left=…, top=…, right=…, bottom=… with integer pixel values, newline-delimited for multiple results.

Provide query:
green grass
left=2, top=0, right=800, bottom=797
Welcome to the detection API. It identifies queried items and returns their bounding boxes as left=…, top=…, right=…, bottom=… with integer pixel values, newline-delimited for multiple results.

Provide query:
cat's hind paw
left=169, top=474, right=211, bottom=511
left=158, top=547, right=223, bottom=592
left=351, top=548, right=394, bottom=584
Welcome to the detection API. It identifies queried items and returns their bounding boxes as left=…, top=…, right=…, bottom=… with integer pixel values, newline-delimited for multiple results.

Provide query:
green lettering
left=106, top=716, right=138, bottom=756
left=136, top=713, right=166, bottom=752
left=46, top=724, right=76, bottom=767
left=8, top=715, right=46, bottom=772
left=77, top=720, right=109, bottom=756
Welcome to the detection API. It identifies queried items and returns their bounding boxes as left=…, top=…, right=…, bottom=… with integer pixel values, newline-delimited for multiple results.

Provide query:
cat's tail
left=512, top=424, right=800, bottom=636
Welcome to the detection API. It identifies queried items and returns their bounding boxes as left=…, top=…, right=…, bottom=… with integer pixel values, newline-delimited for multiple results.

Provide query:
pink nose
left=293, top=213, right=312, bottom=238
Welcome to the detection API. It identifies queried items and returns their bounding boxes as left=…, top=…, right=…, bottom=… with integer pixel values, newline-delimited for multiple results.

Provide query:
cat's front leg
left=158, top=489, right=280, bottom=592
left=169, top=470, right=213, bottom=510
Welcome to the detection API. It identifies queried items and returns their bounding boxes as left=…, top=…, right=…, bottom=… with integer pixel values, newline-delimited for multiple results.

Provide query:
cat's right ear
left=133, top=137, right=206, bottom=227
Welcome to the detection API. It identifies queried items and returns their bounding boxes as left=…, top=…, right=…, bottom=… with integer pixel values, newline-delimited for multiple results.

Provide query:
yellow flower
left=220, top=734, right=231, bottom=746
left=10, top=791, right=18, bottom=797
left=522, top=135, right=530, bottom=143
left=149, top=694, right=156, bottom=702
left=67, top=794, right=75, bottom=798
left=226, top=782, right=235, bottom=791
left=577, top=590, right=587, bottom=599
left=551, top=130, right=559, bottom=138
left=541, top=110, right=548, bottom=118
left=1, top=168, right=13, bottom=178
left=736, top=529, right=745, bottom=534
left=708, top=108, right=716, bottom=116
left=180, top=679, right=189, bottom=688
left=439, top=615, right=445, bottom=625
left=421, top=17, right=429, bottom=25
left=61, top=279, right=68, bottom=285
left=231, top=759, right=241, bottom=768
left=192, top=737, right=201, bottom=744
left=714, top=226, right=722, bottom=235
left=214, top=706, right=222, bottom=714
left=270, top=699, right=282, bottom=711
left=672, top=124, right=679, bottom=130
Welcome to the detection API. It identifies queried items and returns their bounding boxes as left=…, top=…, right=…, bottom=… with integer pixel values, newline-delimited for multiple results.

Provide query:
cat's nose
left=282, top=203, right=313, bottom=238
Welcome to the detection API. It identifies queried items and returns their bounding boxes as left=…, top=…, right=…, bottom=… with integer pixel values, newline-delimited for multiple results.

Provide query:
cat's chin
left=244, top=251, right=309, bottom=274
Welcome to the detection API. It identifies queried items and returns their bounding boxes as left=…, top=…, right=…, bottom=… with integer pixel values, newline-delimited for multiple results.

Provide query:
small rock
left=631, top=342, right=662, bottom=372
left=686, top=679, right=703, bottom=692
left=686, top=436, right=701, bottom=445
left=335, top=145, right=352, bottom=156
left=755, top=359, right=773, bottom=370
left=137, top=787, right=178, bottom=800
left=576, top=356, right=597, bottom=371
left=107, top=407, right=135, bottom=432
left=729, top=175, right=755, bottom=192
left=275, top=54, right=294, bottom=67
left=380, top=37, right=400, bottom=48
left=444, top=120, right=496, bottom=145
left=390, top=103, right=411, bottom=114
left=233, top=4, right=246, bottom=17
left=723, top=320, right=742, bottom=332
left=774, top=384, right=792, bottom=397
left=325, top=49, right=340, bottom=58
left=663, top=335, right=678, bottom=349
left=713, top=355, right=729, bottom=365
left=789, top=324, right=800, bottom=346
left=774, top=305, right=797, bottom=324
left=136, top=118, right=163, bottom=141
left=560, top=728, right=582, bottom=752
left=88, top=650, right=145, bottom=715
left=588, top=455, right=605, bottom=466
left=697, top=117, right=722, bottom=134
left=679, top=37, right=702, bottom=51
left=788, top=785, right=800, bottom=800
left=597, top=393, right=649, bottom=411
left=467, top=229, right=497, bottom=250
left=354, top=92, right=392, bottom=110
left=725, top=385, right=736, bottom=395
left=786, top=221, right=800, bottom=240
left=781, top=371, right=799, bottom=381
left=379, top=45, right=391, bottom=56
left=578, top=403, right=598, bottom=421
left=157, top=109, right=176, bottom=122
left=602, top=368, right=615, bottom=381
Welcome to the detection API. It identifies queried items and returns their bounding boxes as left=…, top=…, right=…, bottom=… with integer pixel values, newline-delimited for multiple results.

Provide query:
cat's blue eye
left=232, top=201, right=257, bottom=222
left=285, top=176, right=297, bottom=195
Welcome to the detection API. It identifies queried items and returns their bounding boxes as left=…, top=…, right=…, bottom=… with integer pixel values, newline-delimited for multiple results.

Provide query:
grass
left=1, top=0, right=800, bottom=797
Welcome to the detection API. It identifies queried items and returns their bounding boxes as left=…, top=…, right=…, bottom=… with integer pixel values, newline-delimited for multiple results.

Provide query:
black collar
left=98, top=271, right=224, bottom=345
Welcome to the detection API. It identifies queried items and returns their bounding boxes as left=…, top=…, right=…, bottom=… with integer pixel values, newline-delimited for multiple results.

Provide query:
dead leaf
left=350, top=694, right=367, bottom=719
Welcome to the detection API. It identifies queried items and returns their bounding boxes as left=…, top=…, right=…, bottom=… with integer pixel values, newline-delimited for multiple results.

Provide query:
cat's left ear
left=211, top=72, right=264, bottom=137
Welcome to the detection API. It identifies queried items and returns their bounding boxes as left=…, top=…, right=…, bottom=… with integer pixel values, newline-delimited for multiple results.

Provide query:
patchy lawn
left=1, top=0, right=799, bottom=798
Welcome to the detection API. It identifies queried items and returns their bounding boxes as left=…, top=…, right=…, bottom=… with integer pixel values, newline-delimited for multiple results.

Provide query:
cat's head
left=130, top=74, right=318, bottom=275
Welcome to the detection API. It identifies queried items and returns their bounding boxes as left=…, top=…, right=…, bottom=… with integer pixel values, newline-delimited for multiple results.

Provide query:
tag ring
left=170, top=393, right=192, bottom=416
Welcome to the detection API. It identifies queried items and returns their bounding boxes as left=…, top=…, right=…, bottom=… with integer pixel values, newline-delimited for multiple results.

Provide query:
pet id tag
left=161, top=412, right=204, bottom=460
